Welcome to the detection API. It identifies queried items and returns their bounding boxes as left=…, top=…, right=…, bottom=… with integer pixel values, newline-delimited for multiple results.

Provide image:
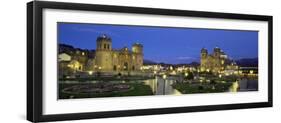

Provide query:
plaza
left=58, top=35, right=258, bottom=99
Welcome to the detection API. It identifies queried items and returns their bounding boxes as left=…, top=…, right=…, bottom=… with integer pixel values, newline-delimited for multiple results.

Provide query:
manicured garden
left=59, top=82, right=153, bottom=99
left=59, top=75, right=154, bottom=82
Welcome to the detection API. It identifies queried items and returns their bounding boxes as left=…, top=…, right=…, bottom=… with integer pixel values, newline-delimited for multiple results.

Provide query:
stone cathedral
left=200, top=47, right=228, bottom=73
left=92, top=34, right=143, bottom=72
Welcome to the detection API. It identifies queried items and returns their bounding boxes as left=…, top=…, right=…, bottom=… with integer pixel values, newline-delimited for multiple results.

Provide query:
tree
left=198, top=85, right=204, bottom=90
left=210, top=79, right=216, bottom=85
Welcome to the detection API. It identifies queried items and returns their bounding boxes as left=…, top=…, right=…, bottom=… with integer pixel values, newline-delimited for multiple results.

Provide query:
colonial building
left=93, top=34, right=143, bottom=72
left=200, top=47, right=237, bottom=73
left=58, top=34, right=143, bottom=76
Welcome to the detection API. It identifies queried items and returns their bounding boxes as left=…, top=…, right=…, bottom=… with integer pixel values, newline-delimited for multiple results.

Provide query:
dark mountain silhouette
left=235, top=58, right=258, bottom=67
left=143, top=59, right=200, bottom=67
left=187, top=62, right=200, bottom=67
left=143, top=59, right=158, bottom=65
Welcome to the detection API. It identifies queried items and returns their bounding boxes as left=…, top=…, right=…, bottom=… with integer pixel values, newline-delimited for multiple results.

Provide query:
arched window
left=124, top=62, right=128, bottom=71
left=113, top=65, right=117, bottom=71
left=104, top=44, right=106, bottom=49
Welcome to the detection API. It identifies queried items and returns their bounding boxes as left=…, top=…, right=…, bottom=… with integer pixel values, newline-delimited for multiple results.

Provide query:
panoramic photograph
left=57, top=22, right=258, bottom=99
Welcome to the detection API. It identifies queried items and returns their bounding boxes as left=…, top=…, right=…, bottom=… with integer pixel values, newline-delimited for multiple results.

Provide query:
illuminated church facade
left=200, top=47, right=229, bottom=73
left=92, top=35, right=143, bottom=72
left=58, top=34, right=144, bottom=76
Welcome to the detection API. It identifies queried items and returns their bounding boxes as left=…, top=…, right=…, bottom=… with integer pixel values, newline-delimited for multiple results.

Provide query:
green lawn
left=172, top=82, right=233, bottom=94
left=59, top=82, right=153, bottom=99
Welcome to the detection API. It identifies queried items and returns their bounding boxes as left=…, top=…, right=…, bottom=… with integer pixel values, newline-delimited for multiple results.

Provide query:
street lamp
left=162, top=74, right=167, bottom=95
left=184, top=72, right=189, bottom=77
left=88, top=71, right=93, bottom=75
left=153, top=71, right=157, bottom=78
left=163, top=74, right=167, bottom=79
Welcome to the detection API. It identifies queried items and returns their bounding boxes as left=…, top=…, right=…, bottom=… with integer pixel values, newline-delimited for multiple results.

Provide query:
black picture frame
left=27, top=1, right=273, bottom=122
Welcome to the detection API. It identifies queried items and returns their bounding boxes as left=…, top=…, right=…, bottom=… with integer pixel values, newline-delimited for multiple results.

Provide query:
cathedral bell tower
left=95, top=34, right=113, bottom=72
left=201, top=48, right=208, bottom=59
left=132, top=43, right=143, bottom=71
left=214, top=47, right=221, bottom=58
left=200, top=48, right=208, bottom=71
left=96, top=34, right=112, bottom=51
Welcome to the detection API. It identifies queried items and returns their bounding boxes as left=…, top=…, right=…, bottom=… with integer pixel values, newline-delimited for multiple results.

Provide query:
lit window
left=250, top=70, right=254, bottom=74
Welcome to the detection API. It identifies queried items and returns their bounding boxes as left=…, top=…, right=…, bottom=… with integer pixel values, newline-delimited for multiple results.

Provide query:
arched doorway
left=124, top=62, right=128, bottom=71
left=113, top=65, right=117, bottom=71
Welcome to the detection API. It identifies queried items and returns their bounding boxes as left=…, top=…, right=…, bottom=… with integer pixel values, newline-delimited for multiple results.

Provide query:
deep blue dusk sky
left=58, top=23, right=258, bottom=64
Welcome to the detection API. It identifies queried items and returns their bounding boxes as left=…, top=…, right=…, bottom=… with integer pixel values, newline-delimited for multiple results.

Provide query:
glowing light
left=200, top=68, right=206, bottom=72
left=185, top=72, right=189, bottom=77
left=88, top=71, right=93, bottom=75
left=162, top=74, right=167, bottom=79
left=250, top=70, right=254, bottom=74
left=170, top=66, right=173, bottom=70
left=230, top=81, right=239, bottom=92
left=219, top=74, right=222, bottom=78
left=239, top=71, right=243, bottom=74
left=98, top=67, right=102, bottom=70
left=221, top=60, right=224, bottom=64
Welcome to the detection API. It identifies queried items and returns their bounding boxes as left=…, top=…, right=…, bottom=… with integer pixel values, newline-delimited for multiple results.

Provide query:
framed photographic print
left=27, top=1, right=273, bottom=122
